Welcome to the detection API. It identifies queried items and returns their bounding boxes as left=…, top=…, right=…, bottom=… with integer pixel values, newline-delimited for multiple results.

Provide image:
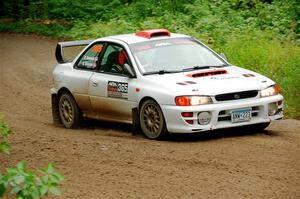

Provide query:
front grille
left=215, top=90, right=258, bottom=101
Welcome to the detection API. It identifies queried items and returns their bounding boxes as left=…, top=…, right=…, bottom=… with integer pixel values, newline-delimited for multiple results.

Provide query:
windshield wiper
left=143, top=69, right=181, bottom=75
left=182, top=64, right=229, bottom=72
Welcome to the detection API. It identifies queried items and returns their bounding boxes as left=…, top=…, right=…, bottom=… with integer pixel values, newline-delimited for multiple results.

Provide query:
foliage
left=0, top=116, right=11, bottom=154
left=0, top=0, right=299, bottom=118
left=221, top=31, right=300, bottom=118
left=0, top=162, right=64, bottom=199
left=0, top=118, right=64, bottom=198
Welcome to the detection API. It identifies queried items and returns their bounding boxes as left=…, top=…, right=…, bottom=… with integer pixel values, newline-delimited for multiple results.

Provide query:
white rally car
left=51, top=29, right=283, bottom=139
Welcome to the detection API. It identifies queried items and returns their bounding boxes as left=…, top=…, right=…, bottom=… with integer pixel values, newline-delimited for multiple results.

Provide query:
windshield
left=129, top=38, right=227, bottom=74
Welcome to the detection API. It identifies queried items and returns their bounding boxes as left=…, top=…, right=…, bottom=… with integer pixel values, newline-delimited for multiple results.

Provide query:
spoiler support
left=55, top=39, right=94, bottom=63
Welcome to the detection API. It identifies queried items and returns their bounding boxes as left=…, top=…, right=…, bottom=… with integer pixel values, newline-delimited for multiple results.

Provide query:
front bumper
left=161, top=94, right=284, bottom=133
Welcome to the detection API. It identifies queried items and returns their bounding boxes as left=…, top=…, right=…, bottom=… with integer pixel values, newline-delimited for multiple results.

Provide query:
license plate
left=231, top=108, right=252, bottom=123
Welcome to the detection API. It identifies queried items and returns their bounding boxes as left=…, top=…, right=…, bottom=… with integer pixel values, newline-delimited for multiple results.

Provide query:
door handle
left=91, top=80, right=98, bottom=87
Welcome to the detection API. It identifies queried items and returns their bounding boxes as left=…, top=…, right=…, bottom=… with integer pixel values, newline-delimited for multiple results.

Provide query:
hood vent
left=187, top=69, right=227, bottom=78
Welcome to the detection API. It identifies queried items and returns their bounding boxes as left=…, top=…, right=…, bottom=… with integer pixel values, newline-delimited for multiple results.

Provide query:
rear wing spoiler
left=55, top=39, right=94, bottom=63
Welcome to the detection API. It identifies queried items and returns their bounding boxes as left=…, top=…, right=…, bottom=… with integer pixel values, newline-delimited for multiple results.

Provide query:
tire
left=139, top=100, right=167, bottom=140
left=58, top=92, right=81, bottom=128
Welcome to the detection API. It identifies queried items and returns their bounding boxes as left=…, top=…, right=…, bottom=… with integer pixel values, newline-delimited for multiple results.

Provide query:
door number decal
left=107, top=81, right=128, bottom=99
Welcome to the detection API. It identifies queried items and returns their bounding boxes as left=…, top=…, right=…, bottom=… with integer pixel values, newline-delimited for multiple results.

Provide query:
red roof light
left=136, top=29, right=170, bottom=39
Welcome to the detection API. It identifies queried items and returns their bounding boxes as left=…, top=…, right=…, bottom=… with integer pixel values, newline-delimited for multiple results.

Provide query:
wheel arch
left=57, top=87, right=73, bottom=99
left=138, top=96, right=160, bottom=111
left=138, top=96, right=167, bottom=121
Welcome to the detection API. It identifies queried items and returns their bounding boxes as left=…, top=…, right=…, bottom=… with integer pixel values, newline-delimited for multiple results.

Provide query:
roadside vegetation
left=0, top=0, right=299, bottom=118
left=0, top=116, right=64, bottom=198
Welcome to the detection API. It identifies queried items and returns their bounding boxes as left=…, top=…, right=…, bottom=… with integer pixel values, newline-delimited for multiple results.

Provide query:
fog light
left=185, top=120, right=194, bottom=125
left=198, top=112, right=211, bottom=125
left=181, top=112, right=193, bottom=117
left=268, top=102, right=278, bottom=116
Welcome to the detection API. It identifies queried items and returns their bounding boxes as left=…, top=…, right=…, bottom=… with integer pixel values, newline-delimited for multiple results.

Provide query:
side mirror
left=219, top=53, right=228, bottom=61
left=124, top=63, right=136, bottom=78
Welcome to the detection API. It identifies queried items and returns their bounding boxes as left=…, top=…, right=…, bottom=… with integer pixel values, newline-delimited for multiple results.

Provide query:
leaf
left=0, top=142, right=10, bottom=154
left=13, top=175, right=25, bottom=184
left=39, top=185, right=48, bottom=196
left=0, top=117, right=12, bottom=138
left=30, top=189, right=40, bottom=199
left=16, top=194, right=23, bottom=199
left=41, top=175, right=49, bottom=184
left=49, top=186, right=61, bottom=196
left=53, top=172, right=64, bottom=181
left=12, top=186, right=22, bottom=194
left=16, top=161, right=26, bottom=172
left=49, top=175, right=60, bottom=184
left=0, top=183, right=6, bottom=197
left=46, top=163, right=54, bottom=174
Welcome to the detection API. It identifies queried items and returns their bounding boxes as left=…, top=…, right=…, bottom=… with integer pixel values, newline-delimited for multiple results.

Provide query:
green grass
left=221, top=32, right=300, bottom=118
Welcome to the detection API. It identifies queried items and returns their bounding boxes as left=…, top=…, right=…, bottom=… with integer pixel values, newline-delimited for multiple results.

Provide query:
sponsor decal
left=155, top=42, right=171, bottom=47
left=92, top=45, right=103, bottom=53
left=243, top=74, right=255, bottom=77
left=210, top=76, right=239, bottom=80
left=107, top=81, right=128, bottom=99
left=83, top=55, right=98, bottom=61
left=176, top=81, right=197, bottom=85
left=132, top=39, right=196, bottom=52
left=81, top=61, right=97, bottom=69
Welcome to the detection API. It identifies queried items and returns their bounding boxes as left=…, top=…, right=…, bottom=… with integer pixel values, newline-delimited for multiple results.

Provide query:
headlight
left=261, top=84, right=279, bottom=98
left=175, top=96, right=213, bottom=106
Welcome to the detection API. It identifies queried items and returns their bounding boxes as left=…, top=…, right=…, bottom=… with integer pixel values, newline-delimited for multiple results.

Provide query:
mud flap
left=132, top=108, right=141, bottom=135
left=52, top=94, right=61, bottom=125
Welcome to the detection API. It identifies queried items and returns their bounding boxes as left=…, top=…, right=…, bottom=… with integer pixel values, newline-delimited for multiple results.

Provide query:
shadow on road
left=167, top=128, right=273, bottom=142
left=77, top=119, right=278, bottom=142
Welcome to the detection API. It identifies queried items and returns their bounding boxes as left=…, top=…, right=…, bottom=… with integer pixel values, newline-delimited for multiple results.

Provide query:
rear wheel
left=58, top=92, right=81, bottom=128
left=139, top=100, right=167, bottom=140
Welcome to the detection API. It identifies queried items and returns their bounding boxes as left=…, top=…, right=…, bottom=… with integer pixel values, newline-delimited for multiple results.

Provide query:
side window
left=99, top=44, right=129, bottom=75
left=77, top=43, right=104, bottom=70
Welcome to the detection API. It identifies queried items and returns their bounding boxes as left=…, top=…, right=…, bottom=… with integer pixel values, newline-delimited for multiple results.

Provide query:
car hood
left=143, top=66, right=274, bottom=96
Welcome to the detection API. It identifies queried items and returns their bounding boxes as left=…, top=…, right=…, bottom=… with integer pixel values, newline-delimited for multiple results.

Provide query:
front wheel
left=58, top=92, right=81, bottom=128
left=139, top=100, right=167, bottom=140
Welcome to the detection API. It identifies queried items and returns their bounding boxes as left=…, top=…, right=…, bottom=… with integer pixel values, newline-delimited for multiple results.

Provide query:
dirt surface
left=0, top=33, right=299, bottom=199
